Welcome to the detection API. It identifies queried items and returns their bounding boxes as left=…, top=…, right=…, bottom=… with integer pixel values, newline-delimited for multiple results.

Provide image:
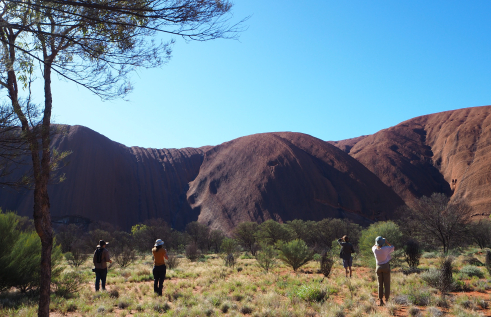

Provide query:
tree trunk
left=36, top=61, right=53, bottom=317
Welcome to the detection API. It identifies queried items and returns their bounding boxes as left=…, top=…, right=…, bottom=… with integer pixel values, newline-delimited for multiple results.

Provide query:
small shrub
left=221, top=302, right=230, bottom=313
left=407, top=290, right=431, bottom=306
left=293, top=285, right=328, bottom=302
left=426, top=307, right=443, bottom=317
left=185, top=243, right=201, bottom=262
left=276, top=239, right=314, bottom=272
left=255, top=244, right=277, bottom=273
left=408, top=306, right=420, bottom=316
left=393, top=295, right=409, bottom=305
left=117, top=301, right=130, bottom=309
left=421, top=257, right=455, bottom=294
left=319, top=249, right=334, bottom=278
left=166, top=253, right=180, bottom=269
left=225, top=254, right=236, bottom=268
left=421, top=268, right=440, bottom=286
left=54, top=272, right=82, bottom=298
left=153, top=302, right=170, bottom=313
left=460, top=265, right=484, bottom=278
left=109, top=289, right=120, bottom=298
left=462, top=256, right=483, bottom=266
left=403, top=239, right=422, bottom=268
left=240, top=305, right=253, bottom=314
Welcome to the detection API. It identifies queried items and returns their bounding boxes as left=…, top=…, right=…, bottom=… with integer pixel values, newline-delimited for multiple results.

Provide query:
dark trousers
left=95, top=268, right=108, bottom=291
left=153, top=264, right=167, bottom=296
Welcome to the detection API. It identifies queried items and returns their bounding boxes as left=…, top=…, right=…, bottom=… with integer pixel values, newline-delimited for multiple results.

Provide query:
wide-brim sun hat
left=375, top=236, right=386, bottom=246
left=154, top=239, right=164, bottom=247
left=97, top=240, right=108, bottom=247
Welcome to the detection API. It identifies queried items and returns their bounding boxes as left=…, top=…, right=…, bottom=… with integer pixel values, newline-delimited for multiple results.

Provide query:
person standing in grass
left=152, top=239, right=169, bottom=296
left=337, top=235, right=355, bottom=278
left=93, top=240, right=112, bottom=291
left=372, top=236, right=394, bottom=306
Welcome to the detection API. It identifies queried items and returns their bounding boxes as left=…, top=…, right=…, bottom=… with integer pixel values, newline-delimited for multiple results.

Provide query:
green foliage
left=291, top=284, right=328, bottom=302
left=255, top=220, right=294, bottom=246
left=0, top=210, right=62, bottom=292
left=220, top=238, right=239, bottom=255
left=459, top=265, right=484, bottom=278
left=54, top=272, right=83, bottom=298
left=255, top=243, right=277, bottom=272
left=233, top=221, right=259, bottom=255
left=276, top=239, right=314, bottom=272
left=312, top=218, right=362, bottom=249
left=358, top=221, right=403, bottom=258
left=112, top=231, right=136, bottom=268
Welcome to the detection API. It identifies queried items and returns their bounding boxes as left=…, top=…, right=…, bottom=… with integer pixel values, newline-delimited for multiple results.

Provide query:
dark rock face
left=329, top=105, right=491, bottom=216
left=0, top=125, right=206, bottom=230
left=187, top=132, right=405, bottom=233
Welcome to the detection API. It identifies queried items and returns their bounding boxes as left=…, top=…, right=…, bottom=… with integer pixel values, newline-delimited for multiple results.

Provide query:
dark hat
left=98, top=240, right=108, bottom=247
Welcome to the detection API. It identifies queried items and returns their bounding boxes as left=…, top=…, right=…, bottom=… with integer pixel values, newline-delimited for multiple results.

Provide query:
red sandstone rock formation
left=187, top=132, right=404, bottom=233
left=0, top=125, right=207, bottom=230
left=330, top=105, right=491, bottom=217
left=3, top=105, right=491, bottom=232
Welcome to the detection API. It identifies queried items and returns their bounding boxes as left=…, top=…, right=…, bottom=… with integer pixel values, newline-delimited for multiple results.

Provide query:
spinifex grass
left=2, top=248, right=491, bottom=316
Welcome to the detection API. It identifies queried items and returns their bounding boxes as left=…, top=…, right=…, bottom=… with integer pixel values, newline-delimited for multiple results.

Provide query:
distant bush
left=185, top=243, right=201, bottom=262
left=54, top=272, right=83, bottom=298
left=459, top=265, right=484, bottom=278
left=255, top=243, right=277, bottom=273
left=112, top=231, right=137, bottom=268
left=358, top=221, right=403, bottom=260
left=403, top=240, right=422, bottom=268
left=276, top=239, right=314, bottom=272
left=166, top=253, right=180, bottom=269
left=319, top=249, right=334, bottom=278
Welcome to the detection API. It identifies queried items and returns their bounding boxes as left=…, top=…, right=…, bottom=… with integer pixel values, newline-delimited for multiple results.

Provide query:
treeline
left=55, top=217, right=363, bottom=264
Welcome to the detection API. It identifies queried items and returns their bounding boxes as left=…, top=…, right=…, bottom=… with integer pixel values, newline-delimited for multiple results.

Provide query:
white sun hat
left=154, top=239, right=164, bottom=247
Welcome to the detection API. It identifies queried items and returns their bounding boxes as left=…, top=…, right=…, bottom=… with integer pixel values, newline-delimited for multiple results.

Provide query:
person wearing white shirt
left=372, top=236, right=394, bottom=306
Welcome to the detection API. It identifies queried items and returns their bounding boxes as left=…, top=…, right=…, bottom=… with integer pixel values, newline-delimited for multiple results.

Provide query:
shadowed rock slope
left=187, top=132, right=405, bottom=233
left=0, top=125, right=207, bottom=230
left=330, top=105, right=491, bottom=216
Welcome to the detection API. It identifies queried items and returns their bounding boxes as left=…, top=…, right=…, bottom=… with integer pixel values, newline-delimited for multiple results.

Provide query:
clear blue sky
left=46, top=1, right=491, bottom=149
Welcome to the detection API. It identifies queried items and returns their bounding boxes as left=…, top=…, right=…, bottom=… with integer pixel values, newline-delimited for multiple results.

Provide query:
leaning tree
left=0, top=1, right=245, bottom=316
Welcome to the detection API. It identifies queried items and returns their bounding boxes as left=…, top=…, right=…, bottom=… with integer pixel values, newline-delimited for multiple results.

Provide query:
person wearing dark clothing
left=152, top=239, right=169, bottom=296
left=93, top=240, right=112, bottom=291
left=338, top=235, right=355, bottom=278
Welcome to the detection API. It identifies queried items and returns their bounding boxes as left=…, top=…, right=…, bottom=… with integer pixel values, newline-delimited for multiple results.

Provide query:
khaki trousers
left=376, top=262, right=390, bottom=300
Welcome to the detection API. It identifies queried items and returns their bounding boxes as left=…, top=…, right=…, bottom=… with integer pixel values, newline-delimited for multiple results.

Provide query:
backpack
left=95, top=248, right=103, bottom=263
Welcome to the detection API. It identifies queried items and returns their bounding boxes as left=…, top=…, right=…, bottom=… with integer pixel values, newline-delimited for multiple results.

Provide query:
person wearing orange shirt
left=152, top=239, right=169, bottom=296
